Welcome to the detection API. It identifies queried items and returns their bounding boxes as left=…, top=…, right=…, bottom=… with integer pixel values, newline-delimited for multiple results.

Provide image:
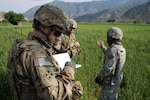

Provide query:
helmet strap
left=35, top=27, right=53, bottom=43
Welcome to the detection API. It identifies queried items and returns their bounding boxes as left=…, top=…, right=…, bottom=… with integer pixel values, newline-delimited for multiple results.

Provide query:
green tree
left=107, top=19, right=115, bottom=23
left=4, top=11, right=24, bottom=25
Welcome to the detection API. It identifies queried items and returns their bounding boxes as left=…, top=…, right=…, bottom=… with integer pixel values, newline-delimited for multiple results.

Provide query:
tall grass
left=0, top=25, right=32, bottom=100
left=75, top=22, right=150, bottom=100
left=0, top=22, right=150, bottom=100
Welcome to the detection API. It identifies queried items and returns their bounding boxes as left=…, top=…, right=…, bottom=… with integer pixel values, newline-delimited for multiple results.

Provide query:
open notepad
left=53, top=53, right=81, bottom=69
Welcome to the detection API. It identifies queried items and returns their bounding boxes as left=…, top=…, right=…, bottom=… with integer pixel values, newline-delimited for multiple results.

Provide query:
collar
left=27, top=32, right=52, bottom=48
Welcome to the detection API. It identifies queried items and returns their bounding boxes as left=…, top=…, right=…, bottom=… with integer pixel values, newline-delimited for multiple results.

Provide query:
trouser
left=98, top=84, right=119, bottom=100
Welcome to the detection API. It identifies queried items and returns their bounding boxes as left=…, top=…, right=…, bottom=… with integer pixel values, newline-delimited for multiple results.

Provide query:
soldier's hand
left=74, top=42, right=80, bottom=47
left=72, top=81, right=83, bottom=99
left=97, top=40, right=104, bottom=47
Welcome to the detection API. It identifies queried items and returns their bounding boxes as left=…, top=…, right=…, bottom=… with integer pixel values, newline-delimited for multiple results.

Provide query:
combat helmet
left=107, top=27, right=123, bottom=40
left=33, top=4, right=68, bottom=31
left=68, top=19, right=77, bottom=29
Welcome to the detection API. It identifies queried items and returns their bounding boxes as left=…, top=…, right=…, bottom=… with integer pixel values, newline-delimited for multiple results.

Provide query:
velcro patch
left=38, top=57, right=53, bottom=66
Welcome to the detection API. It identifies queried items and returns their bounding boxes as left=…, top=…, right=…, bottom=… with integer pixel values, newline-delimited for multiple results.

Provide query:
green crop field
left=0, top=22, right=150, bottom=100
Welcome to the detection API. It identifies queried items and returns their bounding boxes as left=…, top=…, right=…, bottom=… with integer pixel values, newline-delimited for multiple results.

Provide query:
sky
left=0, top=0, right=100, bottom=13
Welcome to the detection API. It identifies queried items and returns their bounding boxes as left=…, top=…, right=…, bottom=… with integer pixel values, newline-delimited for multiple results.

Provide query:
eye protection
left=51, top=26, right=62, bottom=37
left=70, top=27, right=76, bottom=30
left=53, top=29, right=62, bottom=37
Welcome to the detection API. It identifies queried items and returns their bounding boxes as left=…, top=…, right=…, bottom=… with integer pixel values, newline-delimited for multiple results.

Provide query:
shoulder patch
left=38, top=57, right=53, bottom=66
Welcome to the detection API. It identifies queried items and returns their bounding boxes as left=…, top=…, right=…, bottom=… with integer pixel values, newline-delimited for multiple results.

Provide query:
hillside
left=75, top=0, right=150, bottom=22
left=24, top=0, right=131, bottom=20
left=1, top=0, right=150, bottom=22
left=24, top=6, right=40, bottom=20
left=122, top=1, right=150, bottom=22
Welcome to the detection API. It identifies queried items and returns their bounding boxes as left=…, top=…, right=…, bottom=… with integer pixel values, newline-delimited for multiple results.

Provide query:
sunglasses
left=53, top=29, right=62, bottom=37
left=70, top=27, right=76, bottom=29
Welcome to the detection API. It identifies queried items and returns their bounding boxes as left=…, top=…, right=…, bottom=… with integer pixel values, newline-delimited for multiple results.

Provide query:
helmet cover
left=107, top=27, right=123, bottom=40
left=34, top=4, right=68, bottom=31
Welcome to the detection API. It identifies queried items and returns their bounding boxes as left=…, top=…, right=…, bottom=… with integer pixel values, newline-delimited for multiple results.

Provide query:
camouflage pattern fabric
left=68, top=19, right=77, bottom=29
left=98, top=84, right=118, bottom=100
left=7, top=32, right=83, bottom=100
left=96, top=42, right=126, bottom=100
left=53, top=33, right=82, bottom=58
left=34, top=4, right=68, bottom=31
left=107, top=27, right=123, bottom=40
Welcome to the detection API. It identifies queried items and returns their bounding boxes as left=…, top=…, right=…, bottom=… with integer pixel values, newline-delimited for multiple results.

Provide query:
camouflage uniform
left=95, top=27, right=126, bottom=100
left=7, top=5, right=83, bottom=100
left=53, top=19, right=82, bottom=59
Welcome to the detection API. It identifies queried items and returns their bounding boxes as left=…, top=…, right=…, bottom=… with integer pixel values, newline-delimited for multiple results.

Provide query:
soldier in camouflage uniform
left=95, top=27, right=126, bottom=100
left=53, top=19, right=82, bottom=59
left=7, top=4, right=83, bottom=100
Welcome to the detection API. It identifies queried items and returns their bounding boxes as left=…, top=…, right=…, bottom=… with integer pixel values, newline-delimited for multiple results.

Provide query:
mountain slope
left=24, top=0, right=131, bottom=20
left=75, top=0, right=150, bottom=22
left=23, top=0, right=150, bottom=22
left=24, top=6, right=40, bottom=20
left=75, top=8, right=123, bottom=22
left=123, top=1, right=150, bottom=22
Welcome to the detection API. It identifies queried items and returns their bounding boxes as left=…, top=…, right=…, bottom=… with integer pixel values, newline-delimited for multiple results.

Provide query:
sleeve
left=24, top=50, right=60, bottom=100
left=100, top=45, right=107, bottom=54
left=98, top=47, right=117, bottom=79
left=25, top=49, right=76, bottom=100
left=7, top=46, right=20, bottom=100
left=69, top=34, right=82, bottom=56
left=62, top=61, right=76, bottom=79
left=68, top=34, right=76, bottom=48
left=58, top=61, right=83, bottom=100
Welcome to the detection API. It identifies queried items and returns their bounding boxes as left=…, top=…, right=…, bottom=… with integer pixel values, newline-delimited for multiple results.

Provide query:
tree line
left=3, top=11, right=24, bottom=25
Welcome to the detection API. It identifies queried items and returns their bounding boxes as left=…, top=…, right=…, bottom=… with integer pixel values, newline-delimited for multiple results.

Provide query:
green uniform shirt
left=7, top=32, right=82, bottom=100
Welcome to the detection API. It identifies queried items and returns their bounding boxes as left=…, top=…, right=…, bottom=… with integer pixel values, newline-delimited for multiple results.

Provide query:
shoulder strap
left=19, top=39, right=41, bottom=48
